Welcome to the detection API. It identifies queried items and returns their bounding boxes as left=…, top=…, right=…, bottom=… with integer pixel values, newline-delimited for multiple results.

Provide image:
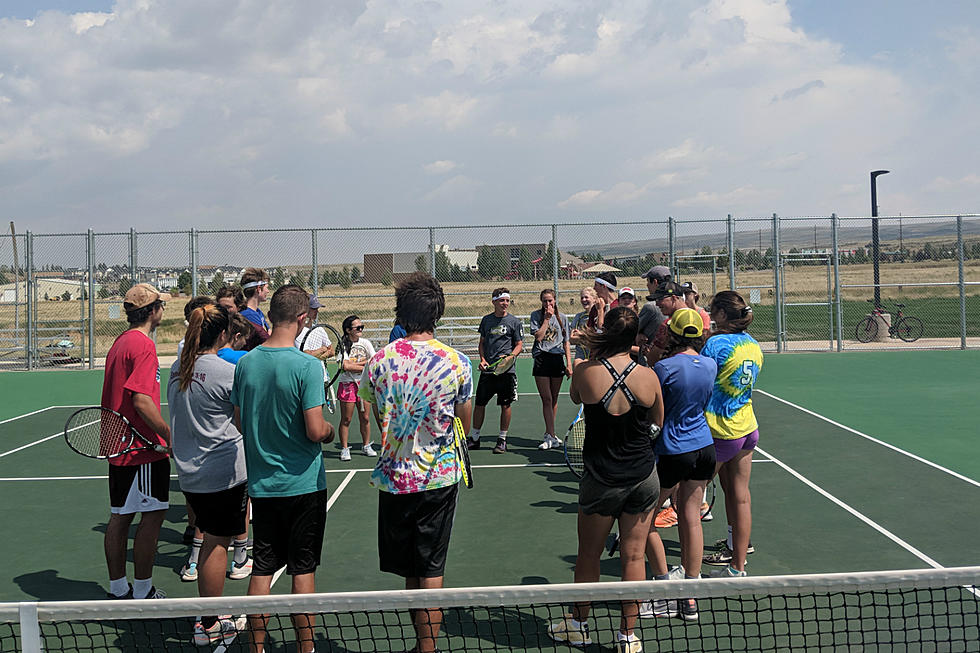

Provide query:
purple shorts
left=713, top=430, right=759, bottom=464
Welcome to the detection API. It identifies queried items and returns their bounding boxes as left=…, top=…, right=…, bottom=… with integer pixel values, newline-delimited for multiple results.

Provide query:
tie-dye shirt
left=359, top=338, right=473, bottom=494
left=700, top=332, right=764, bottom=440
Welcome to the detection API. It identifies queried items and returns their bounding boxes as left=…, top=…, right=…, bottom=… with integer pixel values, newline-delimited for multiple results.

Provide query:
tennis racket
left=486, top=352, right=517, bottom=375
left=452, top=416, right=473, bottom=489
left=701, top=478, right=716, bottom=522
left=64, top=407, right=168, bottom=459
left=298, top=323, right=344, bottom=396
left=562, top=405, right=586, bottom=478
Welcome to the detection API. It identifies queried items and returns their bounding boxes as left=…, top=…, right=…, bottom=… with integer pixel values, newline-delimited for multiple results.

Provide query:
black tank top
left=582, top=359, right=657, bottom=487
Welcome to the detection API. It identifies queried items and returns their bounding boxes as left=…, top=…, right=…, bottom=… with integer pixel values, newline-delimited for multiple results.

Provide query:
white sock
left=188, top=537, right=203, bottom=566
left=727, top=525, right=734, bottom=550
left=133, top=578, right=152, bottom=599
left=570, top=618, right=585, bottom=630
left=109, top=577, right=129, bottom=597
left=618, top=631, right=638, bottom=642
left=471, top=428, right=480, bottom=440
left=498, top=430, right=508, bottom=440
left=233, top=539, right=249, bottom=565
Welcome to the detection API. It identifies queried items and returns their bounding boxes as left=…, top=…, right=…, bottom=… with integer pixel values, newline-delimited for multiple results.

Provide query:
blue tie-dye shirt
left=359, top=338, right=473, bottom=494
left=700, top=332, right=764, bottom=440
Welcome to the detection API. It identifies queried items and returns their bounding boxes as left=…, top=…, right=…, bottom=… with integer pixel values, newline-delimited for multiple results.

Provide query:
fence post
left=552, top=224, right=559, bottom=294
left=772, top=213, right=782, bottom=353
left=311, top=229, right=319, bottom=295
left=129, top=227, right=137, bottom=284
left=25, top=230, right=33, bottom=371
left=958, top=216, right=966, bottom=350
left=88, top=229, right=96, bottom=369
left=429, top=227, right=436, bottom=277
left=727, top=213, right=735, bottom=290
left=668, top=217, right=676, bottom=278
left=190, top=229, right=198, bottom=296
left=832, top=213, right=842, bottom=351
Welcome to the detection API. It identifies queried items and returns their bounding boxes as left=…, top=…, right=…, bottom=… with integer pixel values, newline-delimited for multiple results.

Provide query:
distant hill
left=569, top=218, right=980, bottom=257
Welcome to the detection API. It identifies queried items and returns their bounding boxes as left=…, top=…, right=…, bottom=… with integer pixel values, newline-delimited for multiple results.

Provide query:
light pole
left=870, top=170, right=890, bottom=308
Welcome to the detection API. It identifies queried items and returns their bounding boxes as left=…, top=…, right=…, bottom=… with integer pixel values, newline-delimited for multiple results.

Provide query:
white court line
left=757, top=389, right=980, bottom=489
left=0, top=406, right=56, bottom=426
left=0, top=431, right=64, bottom=459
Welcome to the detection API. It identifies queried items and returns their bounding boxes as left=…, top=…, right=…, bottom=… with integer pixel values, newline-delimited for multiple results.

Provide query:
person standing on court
left=468, top=288, right=523, bottom=453
left=588, top=271, right=619, bottom=331
left=232, top=285, right=334, bottom=653
left=530, top=288, right=572, bottom=451
left=637, top=266, right=671, bottom=365
left=239, top=267, right=271, bottom=350
left=359, top=272, right=473, bottom=653
left=102, top=283, right=172, bottom=600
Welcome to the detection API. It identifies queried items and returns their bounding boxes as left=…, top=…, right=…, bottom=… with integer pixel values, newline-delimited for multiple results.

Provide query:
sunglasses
left=351, top=325, right=364, bottom=332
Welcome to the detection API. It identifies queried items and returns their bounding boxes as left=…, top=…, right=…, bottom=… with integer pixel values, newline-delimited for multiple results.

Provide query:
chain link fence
left=2, top=214, right=978, bottom=370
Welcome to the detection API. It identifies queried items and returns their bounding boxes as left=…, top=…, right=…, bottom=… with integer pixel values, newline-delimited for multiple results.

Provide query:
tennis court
left=1, top=350, right=979, bottom=650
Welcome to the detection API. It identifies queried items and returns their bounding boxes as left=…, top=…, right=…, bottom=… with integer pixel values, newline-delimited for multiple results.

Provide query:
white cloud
left=70, top=11, right=113, bottom=34
left=423, top=160, right=458, bottom=175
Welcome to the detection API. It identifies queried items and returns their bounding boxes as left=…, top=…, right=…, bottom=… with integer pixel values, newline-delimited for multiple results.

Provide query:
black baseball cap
left=649, top=281, right=685, bottom=300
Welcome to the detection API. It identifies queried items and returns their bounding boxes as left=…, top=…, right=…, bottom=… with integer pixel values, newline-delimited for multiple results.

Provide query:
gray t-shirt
left=478, top=313, right=523, bottom=375
left=638, top=301, right=666, bottom=340
left=530, top=309, right=569, bottom=357
left=167, top=354, right=247, bottom=493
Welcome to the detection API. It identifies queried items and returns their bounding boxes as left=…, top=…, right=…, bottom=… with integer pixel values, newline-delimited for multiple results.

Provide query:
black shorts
left=657, top=444, right=716, bottom=489
left=183, top=483, right=249, bottom=538
left=378, top=484, right=459, bottom=578
left=251, top=489, right=328, bottom=576
left=475, top=373, right=517, bottom=407
left=532, top=352, right=567, bottom=378
left=108, top=458, right=170, bottom=514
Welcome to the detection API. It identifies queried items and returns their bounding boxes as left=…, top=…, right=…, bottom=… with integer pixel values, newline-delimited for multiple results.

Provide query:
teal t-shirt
left=231, top=345, right=326, bottom=498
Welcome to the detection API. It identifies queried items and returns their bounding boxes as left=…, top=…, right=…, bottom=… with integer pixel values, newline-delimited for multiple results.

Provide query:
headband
left=492, top=292, right=511, bottom=301
left=242, top=280, right=268, bottom=289
left=594, top=277, right=617, bottom=292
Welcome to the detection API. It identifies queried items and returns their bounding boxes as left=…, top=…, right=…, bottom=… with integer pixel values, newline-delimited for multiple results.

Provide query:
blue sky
left=0, top=1, right=977, bottom=233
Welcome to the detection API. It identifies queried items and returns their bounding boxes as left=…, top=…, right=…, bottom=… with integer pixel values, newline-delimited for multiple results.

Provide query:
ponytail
left=178, top=305, right=230, bottom=391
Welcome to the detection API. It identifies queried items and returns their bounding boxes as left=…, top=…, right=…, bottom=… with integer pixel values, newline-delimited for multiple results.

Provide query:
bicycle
left=855, top=301, right=924, bottom=343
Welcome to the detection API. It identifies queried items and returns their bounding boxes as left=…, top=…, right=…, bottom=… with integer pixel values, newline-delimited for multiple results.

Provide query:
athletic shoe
left=679, top=598, right=698, bottom=621
left=713, top=538, right=754, bottom=554
left=192, top=615, right=245, bottom=646
left=703, top=546, right=733, bottom=566
left=106, top=584, right=133, bottom=600
left=340, top=447, right=351, bottom=462
left=492, top=438, right=507, bottom=454
left=700, top=502, right=713, bottom=521
left=709, top=565, right=747, bottom=578
left=466, top=437, right=480, bottom=450
left=182, top=524, right=196, bottom=544
left=615, top=635, right=643, bottom=653
left=639, top=599, right=677, bottom=618
left=667, top=565, right=686, bottom=580
left=538, top=433, right=563, bottom=450
left=654, top=506, right=677, bottom=528
left=227, top=556, right=253, bottom=580
left=179, top=562, right=198, bottom=582
left=362, top=443, right=377, bottom=456
left=137, top=586, right=166, bottom=600
left=547, top=617, right=592, bottom=647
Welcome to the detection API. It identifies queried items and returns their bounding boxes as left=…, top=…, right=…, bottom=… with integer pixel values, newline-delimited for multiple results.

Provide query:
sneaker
left=137, top=586, right=166, bottom=600
left=492, top=438, right=507, bottom=454
left=227, top=556, right=253, bottom=580
left=340, top=447, right=351, bottom=462
left=654, top=506, right=677, bottom=528
left=192, top=615, right=245, bottom=646
left=615, top=635, right=643, bottom=653
left=182, top=524, right=196, bottom=544
left=667, top=565, right=686, bottom=581
left=714, top=538, right=754, bottom=555
left=547, top=616, right=592, bottom=647
left=704, top=545, right=750, bottom=567
left=538, top=433, right=563, bottom=450
left=639, top=599, right=677, bottom=618
left=106, top=584, right=133, bottom=600
left=179, top=562, right=198, bottom=582
left=362, top=443, right=377, bottom=456
left=679, top=598, right=698, bottom=621
left=465, top=437, right=481, bottom=450
left=709, top=565, right=747, bottom=578
left=700, top=502, right=713, bottom=521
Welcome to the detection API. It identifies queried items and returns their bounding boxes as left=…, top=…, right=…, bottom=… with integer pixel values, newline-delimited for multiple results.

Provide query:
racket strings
left=66, top=410, right=131, bottom=458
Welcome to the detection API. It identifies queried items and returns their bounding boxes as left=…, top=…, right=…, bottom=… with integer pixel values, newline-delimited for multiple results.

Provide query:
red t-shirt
left=101, top=329, right=167, bottom=467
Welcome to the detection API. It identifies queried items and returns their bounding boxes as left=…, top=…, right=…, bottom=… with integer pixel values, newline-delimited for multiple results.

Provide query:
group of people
left=100, top=270, right=473, bottom=653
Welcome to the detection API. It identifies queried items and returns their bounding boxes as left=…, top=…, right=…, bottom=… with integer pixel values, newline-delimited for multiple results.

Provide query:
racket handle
left=153, top=444, right=169, bottom=454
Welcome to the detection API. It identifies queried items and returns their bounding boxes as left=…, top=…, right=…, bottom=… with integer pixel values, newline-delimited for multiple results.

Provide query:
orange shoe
left=654, top=506, right=678, bottom=528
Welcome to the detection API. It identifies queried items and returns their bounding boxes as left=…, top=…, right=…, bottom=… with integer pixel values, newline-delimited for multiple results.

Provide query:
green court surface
left=1, top=349, right=978, bottom=607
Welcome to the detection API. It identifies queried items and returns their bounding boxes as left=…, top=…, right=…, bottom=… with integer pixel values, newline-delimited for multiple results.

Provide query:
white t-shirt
left=338, top=337, right=375, bottom=385
left=295, top=326, right=333, bottom=383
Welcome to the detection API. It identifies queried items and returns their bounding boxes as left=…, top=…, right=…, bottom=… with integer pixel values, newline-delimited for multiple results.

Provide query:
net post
left=832, top=213, right=842, bottom=351
left=19, top=602, right=41, bottom=653
left=957, top=215, right=966, bottom=350
left=727, top=213, right=735, bottom=290
left=551, top=224, right=559, bottom=295
left=772, top=213, right=782, bottom=353
left=87, top=229, right=96, bottom=369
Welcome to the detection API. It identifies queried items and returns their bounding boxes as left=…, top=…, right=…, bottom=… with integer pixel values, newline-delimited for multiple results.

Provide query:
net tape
left=1, top=567, right=978, bottom=652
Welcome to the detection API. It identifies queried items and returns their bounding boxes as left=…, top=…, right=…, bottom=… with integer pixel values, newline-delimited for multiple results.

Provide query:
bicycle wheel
left=855, top=316, right=878, bottom=343
left=895, top=316, right=923, bottom=342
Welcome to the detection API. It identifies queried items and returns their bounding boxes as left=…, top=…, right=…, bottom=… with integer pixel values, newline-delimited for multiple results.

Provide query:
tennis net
left=1, top=566, right=978, bottom=652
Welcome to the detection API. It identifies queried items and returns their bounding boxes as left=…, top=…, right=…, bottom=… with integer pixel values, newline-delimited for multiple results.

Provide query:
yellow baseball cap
left=667, top=307, right=704, bottom=338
